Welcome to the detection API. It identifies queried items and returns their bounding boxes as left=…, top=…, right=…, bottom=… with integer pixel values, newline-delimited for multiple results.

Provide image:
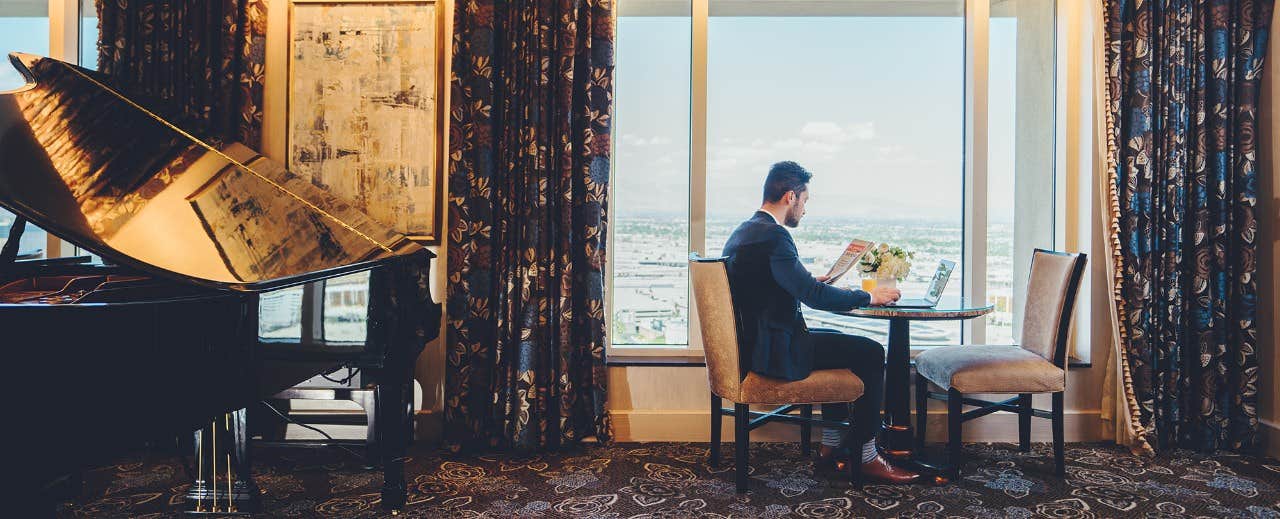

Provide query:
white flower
left=858, top=244, right=914, bottom=281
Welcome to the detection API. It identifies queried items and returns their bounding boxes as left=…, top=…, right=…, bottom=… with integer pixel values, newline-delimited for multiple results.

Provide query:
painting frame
left=286, top=0, right=446, bottom=245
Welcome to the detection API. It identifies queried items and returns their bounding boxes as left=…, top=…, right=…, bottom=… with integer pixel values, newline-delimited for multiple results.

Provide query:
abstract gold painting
left=288, top=1, right=442, bottom=242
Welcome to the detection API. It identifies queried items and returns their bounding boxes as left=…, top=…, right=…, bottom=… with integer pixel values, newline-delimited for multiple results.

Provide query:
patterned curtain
left=445, top=1, right=614, bottom=450
left=95, top=0, right=267, bottom=148
left=1102, top=0, right=1274, bottom=452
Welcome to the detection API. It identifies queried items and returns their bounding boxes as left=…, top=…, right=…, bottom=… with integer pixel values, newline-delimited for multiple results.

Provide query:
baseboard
left=1263, top=419, right=1280, bottom=459
left=610, top=408, right=1103, bottom=443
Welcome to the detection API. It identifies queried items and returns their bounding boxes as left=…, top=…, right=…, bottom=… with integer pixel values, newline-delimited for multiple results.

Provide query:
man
left=721, top=161, right=919, bottom=484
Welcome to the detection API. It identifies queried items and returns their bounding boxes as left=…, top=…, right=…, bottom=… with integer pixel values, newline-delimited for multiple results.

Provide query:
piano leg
left=376, top=367, right=411, bottom=510
left=185, top=409, right=259, bottom=515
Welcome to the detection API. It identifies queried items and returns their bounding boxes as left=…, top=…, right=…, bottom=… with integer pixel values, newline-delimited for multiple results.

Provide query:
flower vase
left=875, top=275, right=898, bottom=291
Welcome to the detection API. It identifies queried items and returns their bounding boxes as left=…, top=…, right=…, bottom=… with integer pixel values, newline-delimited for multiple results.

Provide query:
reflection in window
left=706, top=3, right=966, bottom=346
left=612, top=0, right=692, bottom=346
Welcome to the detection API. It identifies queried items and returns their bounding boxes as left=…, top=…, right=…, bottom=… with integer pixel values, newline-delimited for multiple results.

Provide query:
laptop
left=887, top=259, right=955, bottom=308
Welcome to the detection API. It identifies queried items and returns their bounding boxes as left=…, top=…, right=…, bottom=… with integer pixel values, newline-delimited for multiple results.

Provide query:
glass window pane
left=612, top=0, right=692, bottom=346
left=0, top=3, right=50, bottom=259
left=80, top=0, right=97, bottom=70
left=706, top=2, right=966, bottom=346
left=323, top=271, right=370, bottom=343
left=259, top=286, right=304, bottom=340
left=987, top=0, right=1056, bottom=344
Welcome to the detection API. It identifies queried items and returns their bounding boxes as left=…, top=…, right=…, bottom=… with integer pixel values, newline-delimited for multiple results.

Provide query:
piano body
left=0, top=53, right=439, bottom=513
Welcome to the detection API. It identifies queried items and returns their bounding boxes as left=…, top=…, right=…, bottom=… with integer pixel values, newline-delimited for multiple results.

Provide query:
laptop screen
left=925, top=260, right=956, bottom=303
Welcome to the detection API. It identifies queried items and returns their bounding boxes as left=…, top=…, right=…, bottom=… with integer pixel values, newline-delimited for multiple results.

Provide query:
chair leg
left=800, top=404, right=813, bottom=456
left=1018, top=393, right=1032, bottom=453
left=710, top=394, right=723, bottom=468
left=847, top=402, right=860, bottom=488
left=735, top=403, right=750, bottom=493
left=947, top=388, right=963, bottom=477
left=1052, top=392, right=1065, bottom=477
left=915, top=373, right=928, bottom=452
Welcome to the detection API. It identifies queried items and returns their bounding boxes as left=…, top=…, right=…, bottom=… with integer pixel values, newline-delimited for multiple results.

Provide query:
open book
left=822, top=239, right=875, bottom=285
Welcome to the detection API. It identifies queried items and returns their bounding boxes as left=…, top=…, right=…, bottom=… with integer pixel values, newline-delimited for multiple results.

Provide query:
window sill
left=606, top=355, right=707, bottom=367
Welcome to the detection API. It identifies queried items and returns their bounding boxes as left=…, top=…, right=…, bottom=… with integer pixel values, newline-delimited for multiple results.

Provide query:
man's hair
left=762, top=161, right=812, bottom=203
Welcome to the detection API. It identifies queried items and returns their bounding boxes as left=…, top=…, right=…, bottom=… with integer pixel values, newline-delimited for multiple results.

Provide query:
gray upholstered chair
left=689, top=254, right=865, bottom=493
left=913, top=249, right=1086, bottom=477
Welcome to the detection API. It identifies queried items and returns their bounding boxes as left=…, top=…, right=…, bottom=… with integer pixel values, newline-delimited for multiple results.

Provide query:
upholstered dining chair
left=913, top=249, right=1087, bottom=477
left=689, top=254, right=865, bottom=493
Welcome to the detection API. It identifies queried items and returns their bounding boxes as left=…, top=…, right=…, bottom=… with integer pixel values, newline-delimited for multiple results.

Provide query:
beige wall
left=1259, top=4, right=1280, bottom=459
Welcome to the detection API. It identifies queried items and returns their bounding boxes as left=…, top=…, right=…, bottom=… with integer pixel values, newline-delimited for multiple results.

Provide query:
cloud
left=800, top=121, right=876, bottom=144
left=620, top=134, right=675, bottom=148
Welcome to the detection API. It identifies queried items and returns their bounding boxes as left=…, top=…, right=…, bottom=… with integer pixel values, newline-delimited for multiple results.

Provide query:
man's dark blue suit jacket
left=721, top=211, right=871, bottom=381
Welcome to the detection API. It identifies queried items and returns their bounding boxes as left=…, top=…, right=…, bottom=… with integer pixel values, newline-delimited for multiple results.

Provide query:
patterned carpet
left=56, top=442, right=1280, bottom=518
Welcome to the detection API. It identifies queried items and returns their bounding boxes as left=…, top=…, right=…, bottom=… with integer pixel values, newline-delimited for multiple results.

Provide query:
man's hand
left=815, top=274, right=831, bottom=284
left=869, top=286, right=901, bottom=306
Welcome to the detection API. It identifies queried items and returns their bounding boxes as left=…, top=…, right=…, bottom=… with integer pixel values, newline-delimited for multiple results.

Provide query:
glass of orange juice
left=860, top=278, right=877, bottom=292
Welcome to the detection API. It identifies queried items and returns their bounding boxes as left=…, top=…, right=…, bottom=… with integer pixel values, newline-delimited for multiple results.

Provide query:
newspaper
left=823, top=239, right=875, bottom=285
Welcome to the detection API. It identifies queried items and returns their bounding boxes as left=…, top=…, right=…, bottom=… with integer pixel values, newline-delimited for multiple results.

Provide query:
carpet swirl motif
left=57, top=442, right=1280, bottom=517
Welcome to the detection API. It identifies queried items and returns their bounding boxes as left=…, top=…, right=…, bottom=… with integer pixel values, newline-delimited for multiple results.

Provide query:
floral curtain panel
left=445, top=0, right=614, bottom=449
left=1102, top=0, right=1274, bottom=452
left=95, top=0, right=267, bottom=148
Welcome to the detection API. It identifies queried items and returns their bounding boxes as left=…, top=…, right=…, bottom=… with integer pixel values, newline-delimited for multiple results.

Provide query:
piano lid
left=0, top=54, right=424, bottom=291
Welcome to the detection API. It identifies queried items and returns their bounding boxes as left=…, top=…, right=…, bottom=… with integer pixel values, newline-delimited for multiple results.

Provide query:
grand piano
left=0, top=53, right=439, bottom=513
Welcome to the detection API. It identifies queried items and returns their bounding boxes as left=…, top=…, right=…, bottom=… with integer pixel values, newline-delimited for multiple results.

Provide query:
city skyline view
left=612, top=214, right=1020, bottom=348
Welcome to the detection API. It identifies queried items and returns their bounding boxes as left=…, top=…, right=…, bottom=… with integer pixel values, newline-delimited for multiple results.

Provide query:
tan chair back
left=1019, top=249, right=1088, bottom=367
left=690, top=254, right=742, bottom=401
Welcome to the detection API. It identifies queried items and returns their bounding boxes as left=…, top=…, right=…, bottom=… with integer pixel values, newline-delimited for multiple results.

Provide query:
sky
left=615, top=14, right=1038, bottom=224
left=0, top=16, right=97, bottom=91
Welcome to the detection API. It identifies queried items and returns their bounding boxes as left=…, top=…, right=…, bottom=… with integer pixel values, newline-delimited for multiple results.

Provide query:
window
left=323, top=271, right=371, bottom=343
left=0, top=1, right=51, bottom=259
left=611, top=0, right=692, bottom=347
left=987, top=0, right=1056, bottom=344
left=608, top=0, right=1064, bottom=352
left=79, top=0, right=96, bottom=70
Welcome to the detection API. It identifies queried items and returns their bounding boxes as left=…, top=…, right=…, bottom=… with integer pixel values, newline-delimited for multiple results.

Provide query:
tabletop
left=835, top=297, right=994, bottom=321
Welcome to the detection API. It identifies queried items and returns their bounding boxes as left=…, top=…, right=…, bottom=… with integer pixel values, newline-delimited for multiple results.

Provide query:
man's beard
left=784, top=206, right=803, bottom=227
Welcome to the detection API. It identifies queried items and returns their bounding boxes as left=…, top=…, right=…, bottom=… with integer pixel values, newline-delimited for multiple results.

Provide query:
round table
left=834, top=297, right=993, bottom=462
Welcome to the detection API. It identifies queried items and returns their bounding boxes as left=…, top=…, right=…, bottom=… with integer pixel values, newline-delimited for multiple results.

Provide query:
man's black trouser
left=809, top=329, right=886, bottom=446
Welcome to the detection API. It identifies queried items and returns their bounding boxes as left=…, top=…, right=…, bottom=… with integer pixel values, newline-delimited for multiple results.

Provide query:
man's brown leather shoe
left=819, top=453, right=922, bottom=485
left=860, top=454, right=921, bottom=485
